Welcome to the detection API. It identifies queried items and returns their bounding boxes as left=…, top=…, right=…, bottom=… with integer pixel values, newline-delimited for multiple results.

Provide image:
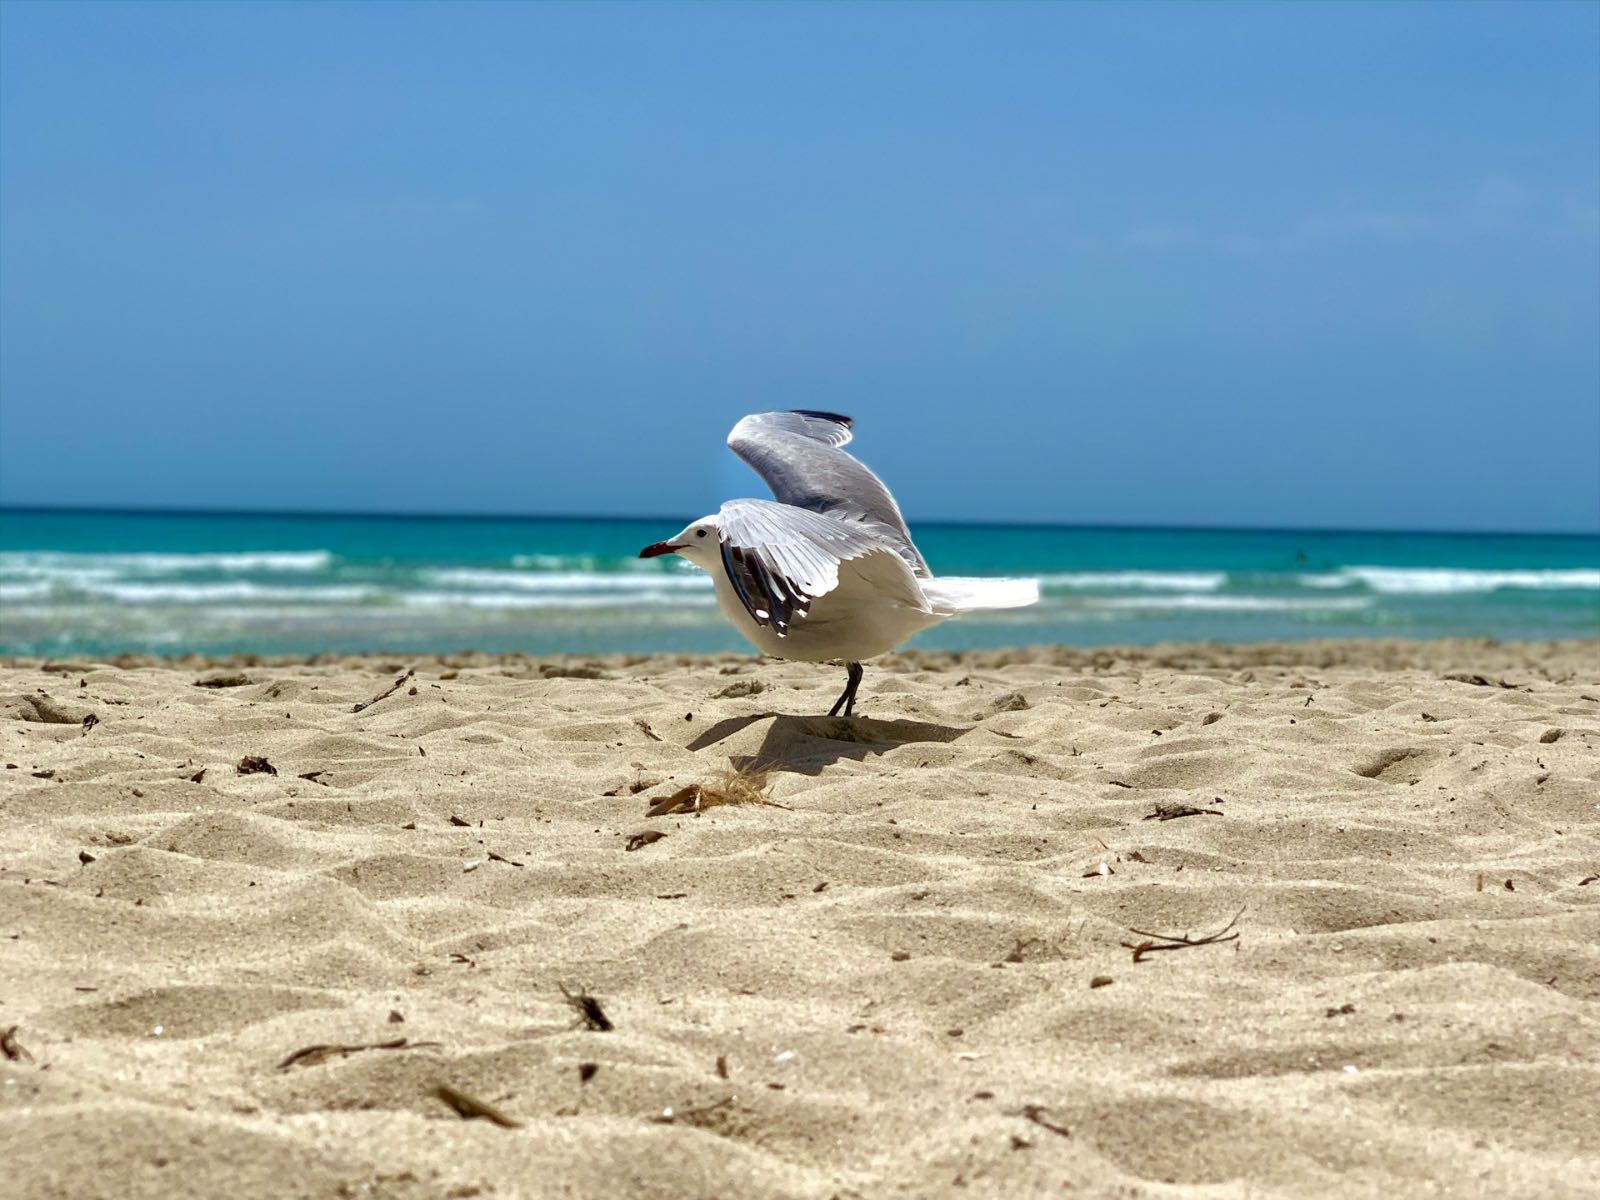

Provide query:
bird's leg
left=827, top=662, right=864, bottom=717
left=844, top=662, right=863, bottom=716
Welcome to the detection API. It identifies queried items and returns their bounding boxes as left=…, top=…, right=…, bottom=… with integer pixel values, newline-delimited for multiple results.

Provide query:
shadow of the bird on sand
left=685, top=712, right=971, bottom=776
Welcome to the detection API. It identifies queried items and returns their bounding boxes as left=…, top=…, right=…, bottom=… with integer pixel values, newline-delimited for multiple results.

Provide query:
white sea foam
left=0, top=550, right=333, bottom=576
left=1335, top=567, right=1600, bottom=594
left=84, top=582, right=374, bottom=604
left=0, top=582, right=52, bottom=602
left=511, top=553, right=688, bottom=573
left=0, top=562, right=121, bottom=585
left=422, top=568, right=711, bottom=592
left=1090, top=594, right=1374, bottom=613
left=1040, top=571, right=1227, bottom=591
left=401, top=589, right=715, bottom=610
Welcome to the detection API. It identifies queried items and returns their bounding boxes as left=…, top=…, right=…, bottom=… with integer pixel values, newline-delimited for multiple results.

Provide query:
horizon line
left=2, top=502, right=1597, bottom=541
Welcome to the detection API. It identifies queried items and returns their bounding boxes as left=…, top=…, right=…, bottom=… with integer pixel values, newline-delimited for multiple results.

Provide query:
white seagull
left=640, top=411, right=1039, bottom=716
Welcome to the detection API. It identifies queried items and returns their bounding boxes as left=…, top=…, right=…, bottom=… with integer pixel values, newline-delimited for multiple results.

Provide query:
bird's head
left=638, top=515, right=720, bottom=570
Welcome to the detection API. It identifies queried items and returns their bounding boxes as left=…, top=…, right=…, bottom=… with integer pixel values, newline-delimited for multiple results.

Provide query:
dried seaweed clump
left=647, top=763, right=788, bottom=817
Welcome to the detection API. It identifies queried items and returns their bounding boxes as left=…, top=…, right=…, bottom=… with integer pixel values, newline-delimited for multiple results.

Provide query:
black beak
left=639, top=541, right=680, bottom=559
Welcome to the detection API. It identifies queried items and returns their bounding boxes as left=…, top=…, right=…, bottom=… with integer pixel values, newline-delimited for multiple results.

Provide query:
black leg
left=844, top=661, right=863, bottom=715
left=827, top=662, right=864, bottom=717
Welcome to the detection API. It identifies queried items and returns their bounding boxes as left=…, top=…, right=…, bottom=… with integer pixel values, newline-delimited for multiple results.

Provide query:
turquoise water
left=1, top=508, right=1596, bottom=657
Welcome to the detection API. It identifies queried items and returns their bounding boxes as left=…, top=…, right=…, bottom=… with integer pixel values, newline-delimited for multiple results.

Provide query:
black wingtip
left=789, top=409, right=853, bottom=428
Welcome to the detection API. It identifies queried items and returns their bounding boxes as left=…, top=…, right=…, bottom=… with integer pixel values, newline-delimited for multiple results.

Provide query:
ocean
left=1, top=508, right=1596, bottom=659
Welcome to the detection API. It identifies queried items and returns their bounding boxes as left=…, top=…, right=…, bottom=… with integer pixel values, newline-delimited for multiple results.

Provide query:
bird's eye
left=696, top=529, right=707, bottom=538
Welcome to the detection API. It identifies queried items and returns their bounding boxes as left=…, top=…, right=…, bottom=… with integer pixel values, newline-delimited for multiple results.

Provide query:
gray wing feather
left=727, top=411, right=929, bottom=576
left=717, top=498, right=896, bottom=636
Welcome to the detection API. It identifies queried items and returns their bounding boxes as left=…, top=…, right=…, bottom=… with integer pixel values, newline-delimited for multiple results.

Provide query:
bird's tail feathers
left=922, top=576, right=1040, bottom=617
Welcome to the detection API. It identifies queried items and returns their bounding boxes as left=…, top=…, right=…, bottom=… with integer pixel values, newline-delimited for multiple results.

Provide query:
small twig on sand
left=275, top=1037, right=438, bottom=1070
left=1142, top=803, right=1223, bottom=822
left=1, top=1026, right=34, bottom=1063
left=1121, top=908, right=1244, bottom=963
left=1010, top=1104, right=1071, bottom=1138
left=353, top=668, right=415, bottom=714
left=434, top=1083, right=522, bottom=1128
left=560, top=984, right=614, bottom=1031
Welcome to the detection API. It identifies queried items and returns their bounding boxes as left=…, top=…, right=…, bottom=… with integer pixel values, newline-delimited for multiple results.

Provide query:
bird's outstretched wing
left=727, top=411, right=929, bottom=576
left=716, top=498, right=903, bottom=636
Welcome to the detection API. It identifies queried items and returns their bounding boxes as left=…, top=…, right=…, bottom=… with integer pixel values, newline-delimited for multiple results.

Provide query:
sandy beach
left=2, top=639, right=1597, bottom=1199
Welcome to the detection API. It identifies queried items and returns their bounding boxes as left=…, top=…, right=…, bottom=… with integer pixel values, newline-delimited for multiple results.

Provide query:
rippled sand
left=3, top=640, right=1598, bottom=1199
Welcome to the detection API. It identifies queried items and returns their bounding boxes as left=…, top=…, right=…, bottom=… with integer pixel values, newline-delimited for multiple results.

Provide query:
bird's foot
left=827, top=662, right=864, bottom=718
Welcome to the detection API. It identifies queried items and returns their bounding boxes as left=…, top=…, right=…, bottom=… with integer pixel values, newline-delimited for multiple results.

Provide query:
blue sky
left=1, top=1, right=1596, bottom=532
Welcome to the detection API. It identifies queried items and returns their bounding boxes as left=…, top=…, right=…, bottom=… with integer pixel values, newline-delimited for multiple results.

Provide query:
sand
left=2, top=639, right=1598, bottom=1199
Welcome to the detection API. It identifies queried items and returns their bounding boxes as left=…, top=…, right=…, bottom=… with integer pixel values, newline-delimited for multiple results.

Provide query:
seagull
left=639, top=411, right=1038, bottom=716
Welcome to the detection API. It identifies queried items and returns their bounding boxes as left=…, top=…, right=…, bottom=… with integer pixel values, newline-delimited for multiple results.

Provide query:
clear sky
left=1, top=1, right=1596, bottom=532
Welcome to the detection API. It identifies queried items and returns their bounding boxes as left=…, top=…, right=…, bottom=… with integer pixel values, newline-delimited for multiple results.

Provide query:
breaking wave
left=1299, top=567, right=1600, bottom=594
left=421, top=567, right=710, bottom=592
left=0, top=550, right=333, bottom=577
left=1039, top=571, right=1227, bottom=591
left=1090, top=595, right=1375, bottom=613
